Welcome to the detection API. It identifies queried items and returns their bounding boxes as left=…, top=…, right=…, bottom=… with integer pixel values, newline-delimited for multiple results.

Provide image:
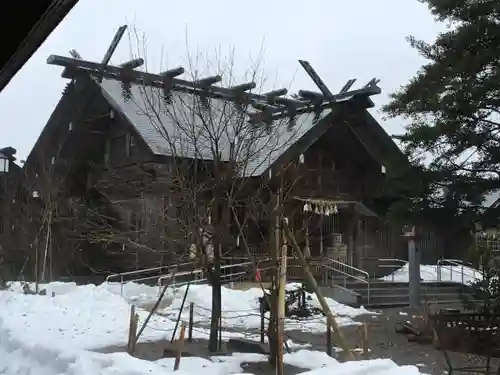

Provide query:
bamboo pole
left=41, top=210, right=52, bottom=282
left=170, top=279, right=191, bottom=343
left=34, top=236, right=39, bottom=294
left=136, top=269, right=176, bottom=344
left=282, top=219, right=354, bottom=359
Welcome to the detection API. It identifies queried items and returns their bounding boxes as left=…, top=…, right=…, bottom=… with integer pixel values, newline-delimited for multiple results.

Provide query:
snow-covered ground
left=2, top=281, right=373, bottom=348
left=0, top=281, right=425, bottom=375
left=380, top=262, right=482, bottom=285
left=161, top=282, right=375, bottom=333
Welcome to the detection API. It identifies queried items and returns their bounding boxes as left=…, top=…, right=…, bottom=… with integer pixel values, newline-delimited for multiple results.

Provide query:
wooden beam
left=69, top=49, right=82, bottom=59
left=364, top=78, right=380, bottom=88
left=272, top=96, right=304, bottom=107
left=263, top=88, right=288, bottom=98
left=49, top=55, right=381, bottom=106
left=97, top=25, right=127, bottom=82
left=101, top=26, right=127, bottom=65
left=50, top=55, right=274, bottom=101
left=339, top=79, right=356, bottom=94
left=160, top=67, right=185, bottom=78
left=230, top=82, right=256, bottom=92
left=298, top=60, right=334, bottom=100
left=49, top=54, right=380, bottom=124
left=120, top=58, right=144, bottom=70
left=298, top=89, right=325, bottom=103
left=196, top=75, right=222, bottom=87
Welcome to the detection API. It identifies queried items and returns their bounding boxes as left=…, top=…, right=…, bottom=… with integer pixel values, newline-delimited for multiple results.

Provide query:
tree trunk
left=209, top=175, right=223, bottom=352
left=208, top=248, right=221, bottom=352
left=268, top=188, right=281, bottom=367
left=268, top=286, right=278, bottom=366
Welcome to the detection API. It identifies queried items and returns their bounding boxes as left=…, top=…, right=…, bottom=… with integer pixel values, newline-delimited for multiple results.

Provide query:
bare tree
left=0, top=155, right=63, bottom=285
left=116, top=47, right=307, bottom=353
left=45, top=29, right=381, bottom=364
left=1, top=153, right=142, bottom=282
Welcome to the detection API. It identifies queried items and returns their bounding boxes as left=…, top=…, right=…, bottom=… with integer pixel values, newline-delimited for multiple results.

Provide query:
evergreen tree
left=383, top=0, right=500, bottom=228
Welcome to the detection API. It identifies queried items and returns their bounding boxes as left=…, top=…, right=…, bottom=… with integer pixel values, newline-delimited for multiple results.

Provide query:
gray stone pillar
left=406, top=227, right=421, bottom=309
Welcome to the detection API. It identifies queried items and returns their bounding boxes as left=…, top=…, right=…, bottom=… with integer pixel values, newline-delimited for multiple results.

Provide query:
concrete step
left=342, top=281, right=467, bottom=308
left=362, top=292, right=465, bottom=308
left=320, top=277, right=476, bottom=308
left=341, top=280, right=465, bottom=289
left=351, top=285, right=463, bottom=296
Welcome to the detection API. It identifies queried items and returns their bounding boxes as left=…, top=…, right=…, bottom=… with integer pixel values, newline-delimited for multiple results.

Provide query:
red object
left=255, top=267, right=261, bottom=282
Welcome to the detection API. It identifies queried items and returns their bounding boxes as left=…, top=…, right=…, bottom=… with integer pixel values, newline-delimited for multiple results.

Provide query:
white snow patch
left=0, top=281, right=424, bottom=375
left=381, top=263, right=482, bottom=285
left=160, top=283, right=375, bottom=332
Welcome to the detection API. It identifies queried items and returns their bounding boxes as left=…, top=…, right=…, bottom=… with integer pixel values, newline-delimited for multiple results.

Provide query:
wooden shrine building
left=4, top=28, right=446, bottom=278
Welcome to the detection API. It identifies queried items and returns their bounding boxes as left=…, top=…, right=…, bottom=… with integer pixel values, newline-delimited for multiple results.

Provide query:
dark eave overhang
left=0, top=0, right=79, bottom=93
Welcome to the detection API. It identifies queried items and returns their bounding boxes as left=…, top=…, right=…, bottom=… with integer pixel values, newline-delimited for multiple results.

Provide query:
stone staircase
left=325, top=277, right=474, bottom=308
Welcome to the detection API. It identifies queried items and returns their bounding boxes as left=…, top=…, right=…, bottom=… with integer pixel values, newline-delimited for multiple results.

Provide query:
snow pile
left=0, top=319, right=245, bottom=375
left=0, top=284, right=173, bottom=349
left=0, top=281, right=424, bottom=375
left=103, top=281, right=164, bottom=306
left=6, top=280, right=163, bottom=307
left=298, top=358, right=421, bottom=375
left=0, top=333, right=423, bottom=375
left=160, top=283, right=375, bottom=332
left=0, top=281, right=373, bottom=351
left=381, top=262, right=482, bottom=285
left=7, top=281, right=79, bottom=295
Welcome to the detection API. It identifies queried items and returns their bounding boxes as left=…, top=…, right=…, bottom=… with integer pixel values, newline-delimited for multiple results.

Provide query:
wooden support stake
left=283, top=219, right=354, bottom=359
left=362, top=321, right=369, bottom=358
left=188, top=302, right=194, bottom=342
left=173, top=324, right=186, bottom=371
left=326, top=325, right=333, bottom=357
left=127, top=305, right=135, bottom=353
left=127, top=305, right=137, bottom=355
left=132, top=312, right=138, bottom=354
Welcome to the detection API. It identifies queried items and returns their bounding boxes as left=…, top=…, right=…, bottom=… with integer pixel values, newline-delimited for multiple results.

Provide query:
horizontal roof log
left=47, top=54, right=381, bottom=122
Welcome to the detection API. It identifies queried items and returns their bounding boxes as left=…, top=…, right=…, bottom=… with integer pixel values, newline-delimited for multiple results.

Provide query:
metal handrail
left=105, top=261, right=196, bottom=283
left=322, top=264, right=368, bottom=284
left=105, top=261, right=196, bottom=295
left=378, top=258, right=407, bottom=266
left=323, top=258, right=370, bottom=305
left=437, top=258, right=481, bottom=284
left=377, top=258, right=407, bottom=282
left=327, top=258, right=369, bottom=281
left=157, top=261, right=253, bottom=291
left=166, top=270, right=250, bottom=290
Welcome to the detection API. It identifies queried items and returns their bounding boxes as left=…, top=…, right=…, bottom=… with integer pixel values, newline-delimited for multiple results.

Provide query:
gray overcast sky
left=1, top=0, right=445, bottom=161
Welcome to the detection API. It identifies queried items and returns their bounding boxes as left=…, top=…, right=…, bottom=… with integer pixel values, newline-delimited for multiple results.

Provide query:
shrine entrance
left=293, top=197, right=378, bottom=270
